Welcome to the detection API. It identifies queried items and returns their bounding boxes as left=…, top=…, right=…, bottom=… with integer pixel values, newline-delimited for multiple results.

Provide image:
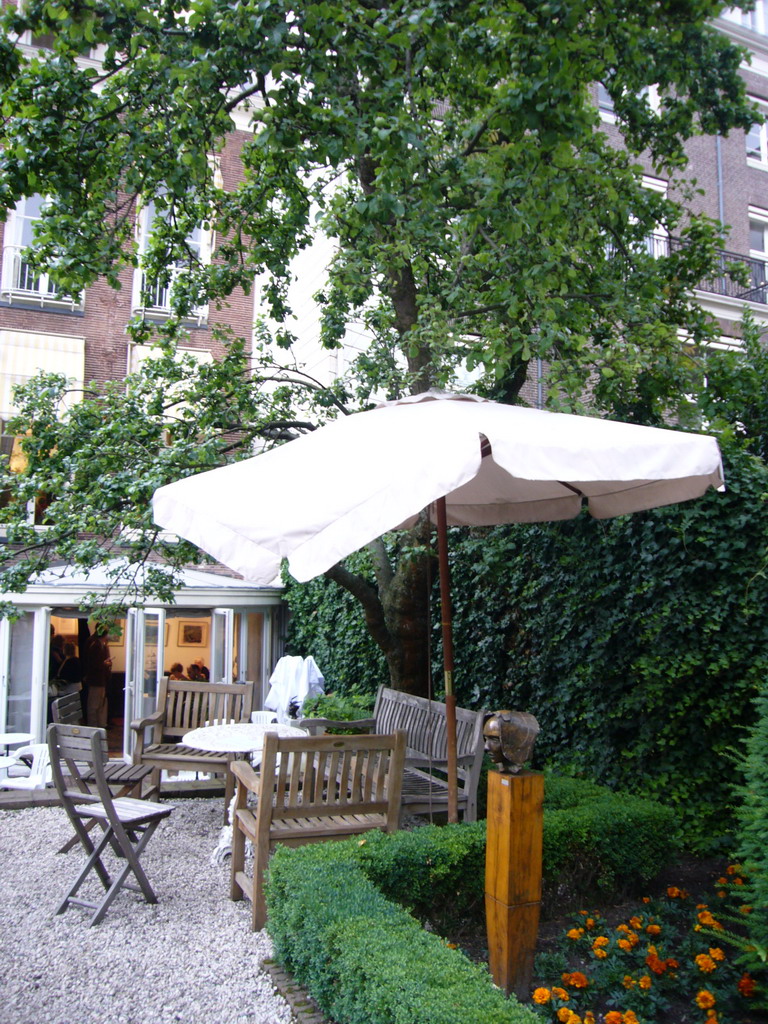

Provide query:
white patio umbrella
left=152, top=391, right=724, bottom=819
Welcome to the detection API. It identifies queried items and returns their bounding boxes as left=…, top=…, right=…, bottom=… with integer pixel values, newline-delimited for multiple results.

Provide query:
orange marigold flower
left=533, top=988, right=551, bottom=1004
left=709, top=948, right=725, bottom=962
left=623, top=1012, right=639, bottom=1024
left=696, top=990, right=716, bottom=1009
left=716, top=877, right=728, bottom=886
left=593, top=936, right=610, bottom=947
left=646, top=955, right=667, bottom=976
left=629, top=916, right=643, bottom=929
left=667, top=886, right=681, bottom=898
left=567, top=928, right=585, bottom=940
left=717, top=891, right=727, bottom=899
left=567, top=1013, right=582, bottom=1024
left=639, top=975, right=652, bottom=990
left=666, top=958, right=679, bottom=970
left=593, top=948, right=608, bottom=959
left=585, top=1014, right=595, bottom=1024
left=647, top=944, right=658, bottom=957
left=740, top=905, right=753, bottom=915
left=552, top=987, right=569, bottom=1001
left=557, top=1007, right=572, bottom=1022
left=734, top=876, right=744, bottom=885
left=618, top=939, right=632, bottom=952
left=697, top=910, right=721, bottom=928
left=563, top=972, right=589, bottom=989
left=622, top=976, right=635, bottom=989
left=642, top=897, right=650, bottom=904
left=586, top=918, right=596, bottom=929
left=727, top=864, right=740, bottom=874
left=646, top=924, right=661, bottom=936
left=604, top=1013, right=623, bottom=1024
left=737, top=973, right=756, bottom=998
left=627, top=931, right=639, bottom=947
left=696, top=954, right=717, bottom=973
left=617, top=924, right=630, bottom=934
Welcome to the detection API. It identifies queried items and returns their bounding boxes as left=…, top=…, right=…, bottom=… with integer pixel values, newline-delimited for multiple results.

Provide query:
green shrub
left=300, top=689, right=375, bottom=723
left=734, top=680, right=768, bottom=976
left=267, top=847, right=539, bottom=1024
left=264, top=774, right=678, bottom=1024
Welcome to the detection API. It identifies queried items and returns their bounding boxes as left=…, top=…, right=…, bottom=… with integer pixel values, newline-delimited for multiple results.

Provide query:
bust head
left=483, top=710, right=540, bottom=774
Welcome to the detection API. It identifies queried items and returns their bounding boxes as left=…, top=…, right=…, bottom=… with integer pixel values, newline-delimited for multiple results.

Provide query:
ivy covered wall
left=285, top=445, right=768, bottom=851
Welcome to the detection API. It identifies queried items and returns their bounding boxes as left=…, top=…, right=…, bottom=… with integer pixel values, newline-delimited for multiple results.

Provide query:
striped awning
left=0, top=330, right=85, bottom=419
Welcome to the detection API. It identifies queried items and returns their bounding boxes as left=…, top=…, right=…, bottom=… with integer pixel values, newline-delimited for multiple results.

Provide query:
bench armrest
left=230, top=758, right=260, bottom=792
left=129, top=709, right=165, bottom=732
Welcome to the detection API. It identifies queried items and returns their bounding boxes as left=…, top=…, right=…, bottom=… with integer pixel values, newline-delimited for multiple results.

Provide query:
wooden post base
left=484, top=770, right=544, bottom=999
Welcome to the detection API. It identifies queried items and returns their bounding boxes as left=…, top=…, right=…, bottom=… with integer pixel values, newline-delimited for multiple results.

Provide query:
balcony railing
left=0, top=245, right=83, bottom=310
left=133, top=266, right=208, bottom=325
left=653, top=235, right=768, bottom=305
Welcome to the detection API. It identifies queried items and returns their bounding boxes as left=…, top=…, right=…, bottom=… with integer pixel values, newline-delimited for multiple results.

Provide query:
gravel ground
left=0, top=797, right=295, bottom=1024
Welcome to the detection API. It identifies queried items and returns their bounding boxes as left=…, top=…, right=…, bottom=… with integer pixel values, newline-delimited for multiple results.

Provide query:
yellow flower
left=639, top=975, right=652, bottom=990
left=567, top=1013, right=582, bottom=1024
left=585, top=917, right=595, bottom=929
left=618, top=939, right=632, bottom=952
left=709, top=948, right=726, bottom=962
left=696, top=990, right=716, bottom=1009
left=629, top=916, right=643, bottom=929
left=584, top=1014, right=595, bottom=1024
left=557, top=1007, right=572, bottom=1022
left=695, top=954, right=717, bottom=974
left=622, top=976, right=636, bottom=990
left=567, top=928, right=585, bottom=940
left=646, top=923, right=661, bottom=936
left=593, top=936, right=610, bottom=947
left=623, top=1012, right=639, bottom=1024
left=533, top=988, right=551, bottom=1004
left=604, top=1013, right=623, bottom=1024
left=552, top=987, right=569, bottom=1001
left=593, top=948, right=608, bottom=959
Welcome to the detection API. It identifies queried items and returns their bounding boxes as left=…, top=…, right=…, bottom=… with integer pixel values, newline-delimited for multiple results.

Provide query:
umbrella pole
left=436, top=496, right=459, bottom=824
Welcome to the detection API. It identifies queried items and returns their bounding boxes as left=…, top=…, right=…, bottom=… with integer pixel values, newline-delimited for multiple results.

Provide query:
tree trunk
left=326, top=522, right=437, bottom=697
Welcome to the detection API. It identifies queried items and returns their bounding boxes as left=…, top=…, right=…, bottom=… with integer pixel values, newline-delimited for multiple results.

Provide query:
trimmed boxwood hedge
left=264, top=775, right=677, bottom=1024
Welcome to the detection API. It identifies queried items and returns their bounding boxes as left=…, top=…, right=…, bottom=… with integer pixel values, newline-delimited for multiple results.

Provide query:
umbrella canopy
left=153, top=391, right=724, bottom=822
left=152, top=391, right=724, bottom=586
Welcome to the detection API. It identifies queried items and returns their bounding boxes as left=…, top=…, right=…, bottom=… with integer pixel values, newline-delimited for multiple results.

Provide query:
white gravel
left=0, top=798, right=295, bottom=1024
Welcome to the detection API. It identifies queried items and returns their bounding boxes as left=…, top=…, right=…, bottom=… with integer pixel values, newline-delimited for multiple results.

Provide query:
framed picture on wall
left=177, top=621, right=209, bottom=647
left=107, top=625, right=125, bottom=647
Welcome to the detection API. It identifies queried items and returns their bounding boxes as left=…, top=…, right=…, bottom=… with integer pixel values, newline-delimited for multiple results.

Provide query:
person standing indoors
left=83, top=624, right=112, bottom=729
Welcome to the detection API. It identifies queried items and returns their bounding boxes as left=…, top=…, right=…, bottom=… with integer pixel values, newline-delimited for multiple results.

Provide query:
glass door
left=123, top=608, right=165, bottom=756
left=210, top=608, right=233, bottom=683
left=0, top=607, right=49, bottom=741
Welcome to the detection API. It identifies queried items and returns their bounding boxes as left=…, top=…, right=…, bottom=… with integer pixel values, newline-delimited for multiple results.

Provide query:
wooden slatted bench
left=130, top=678, right=255, bottom=819
left=299, top=685, right=486, bottom=822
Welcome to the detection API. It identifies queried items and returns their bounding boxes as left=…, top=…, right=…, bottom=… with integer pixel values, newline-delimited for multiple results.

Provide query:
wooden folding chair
left=47, top=723, right=174, bottom=926
left=230, top=729, right=406, bottom=930
left=50, top=693, right=152, bottom=854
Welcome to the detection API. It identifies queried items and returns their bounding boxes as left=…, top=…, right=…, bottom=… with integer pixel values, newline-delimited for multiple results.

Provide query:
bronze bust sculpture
left=483, top=710, right=540, bottom=773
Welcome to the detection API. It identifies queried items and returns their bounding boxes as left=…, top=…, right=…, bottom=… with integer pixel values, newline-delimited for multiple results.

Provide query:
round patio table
left=182, top=722, right=308, bottom=859
left=0, top=732, right=33, bottom=756
left=182, top=722, right=307, bottom=761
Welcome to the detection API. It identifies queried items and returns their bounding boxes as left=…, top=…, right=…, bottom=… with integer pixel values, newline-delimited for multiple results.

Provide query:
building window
left=748, top=207, right=768, bottom=301
left=722, top=2, right=768, bottom=35
left=131, top=197, right=211, bottom=325
left=597, top=83, right=661, bottom=125
left=1, top=195, right=84, bottom=310
left=0, top=330, right=84, bottom=527
left=746, top=98, right=768, bottom=167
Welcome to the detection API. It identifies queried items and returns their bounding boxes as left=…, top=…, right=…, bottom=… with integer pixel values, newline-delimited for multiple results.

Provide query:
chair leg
left=252, top=834, right=269, bottom=931
left=230, top=817, right=246, bottom=901
left=56, top=827, right=115, bottom=915
left=88, top=820, right=161, bottom=926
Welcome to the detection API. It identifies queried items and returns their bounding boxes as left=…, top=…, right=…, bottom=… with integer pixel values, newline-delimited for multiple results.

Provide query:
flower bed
left=529, top=866, right=764, bottom=1024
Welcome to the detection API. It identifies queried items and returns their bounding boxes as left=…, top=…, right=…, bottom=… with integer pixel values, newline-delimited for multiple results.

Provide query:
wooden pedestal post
left=485, top=770, right=544, bottom=1000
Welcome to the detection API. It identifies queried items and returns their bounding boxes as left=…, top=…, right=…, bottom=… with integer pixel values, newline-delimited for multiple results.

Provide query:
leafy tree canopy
left=0, top=0, right=757, bottom=410
left=0, top=0, right=759, bottom=683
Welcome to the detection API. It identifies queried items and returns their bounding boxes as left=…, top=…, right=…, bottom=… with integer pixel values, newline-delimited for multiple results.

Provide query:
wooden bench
left=299, top=685, right=486, bottom=822
left=230, top=729, right=406, bottom=930
left=130, top=678, right=255, bottom=819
